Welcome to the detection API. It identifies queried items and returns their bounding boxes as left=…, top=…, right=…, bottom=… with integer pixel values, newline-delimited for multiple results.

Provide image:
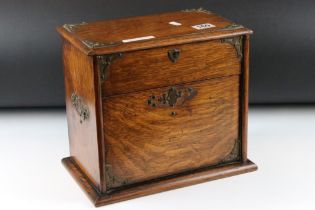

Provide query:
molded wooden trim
left=57, top=27, right=252, bottom=56
left=241, top=34, right=250, bottom=162
left=62, top=157, right=257, bottom=207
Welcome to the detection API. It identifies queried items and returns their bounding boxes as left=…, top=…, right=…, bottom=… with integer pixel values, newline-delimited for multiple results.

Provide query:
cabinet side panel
left=63, top=41, right=101, bottom=189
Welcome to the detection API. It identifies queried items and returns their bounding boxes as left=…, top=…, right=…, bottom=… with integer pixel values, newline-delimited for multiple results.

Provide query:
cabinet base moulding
left=62, top=157, right=257, bottom=207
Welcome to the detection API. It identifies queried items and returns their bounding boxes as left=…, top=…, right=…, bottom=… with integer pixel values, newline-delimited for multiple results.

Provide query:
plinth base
left=62, top=157, right=257, bottom=207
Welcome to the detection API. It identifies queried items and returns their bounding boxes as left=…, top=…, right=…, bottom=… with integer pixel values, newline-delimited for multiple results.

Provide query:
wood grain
left=103, top=76, right=240, bottom=189
left=63, top=41, right=102, bottom=189
left=59, top=10, right=256, bottom=206
left=62, top=157, right=257, bottom=207
left=57, top=10, right=252, bottom=55
left=101, top=39, right=241, bottom=96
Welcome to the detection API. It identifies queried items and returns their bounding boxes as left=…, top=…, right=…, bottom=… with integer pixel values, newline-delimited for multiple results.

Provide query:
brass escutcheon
left=168, top=49, right=181, bottom=63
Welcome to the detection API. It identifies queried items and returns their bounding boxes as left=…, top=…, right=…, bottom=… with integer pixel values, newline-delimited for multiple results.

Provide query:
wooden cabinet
left=57, top=8, right=257, bottom=207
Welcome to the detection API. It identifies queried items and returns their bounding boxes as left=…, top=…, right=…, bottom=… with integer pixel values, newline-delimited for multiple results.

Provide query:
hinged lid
left=57, top=8, right=252, bottom=55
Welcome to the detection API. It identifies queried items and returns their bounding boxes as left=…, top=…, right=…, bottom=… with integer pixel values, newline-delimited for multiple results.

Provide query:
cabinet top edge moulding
left=57, top=8, right=252, bottom=55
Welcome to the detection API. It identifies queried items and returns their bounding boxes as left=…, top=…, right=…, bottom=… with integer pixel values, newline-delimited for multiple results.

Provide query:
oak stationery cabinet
left=57, top=8, right=257, bottom=207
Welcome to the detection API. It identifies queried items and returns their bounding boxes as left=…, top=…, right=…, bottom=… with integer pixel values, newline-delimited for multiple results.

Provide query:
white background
left=0, top=106, right=314, bottom=210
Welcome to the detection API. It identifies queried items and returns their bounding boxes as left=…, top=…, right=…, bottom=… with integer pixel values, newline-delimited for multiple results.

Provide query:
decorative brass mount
left=82, top=40, right=118, bottom=49
left=71, top=93, right=90, bottom=123
left=147, top=86, right=197, bottom=109
left=220, top=23, right=244, bottom=31
left=182, top=8, right=212, bottom=15
left=221, top=36, right=243, bottom=59
left=96, top=53, right=123, bottom=82
left=63, top=22, right=87, bottom=33
left=168, top=49, right=181, bottom=63
left=220, top=139, right=241, bottom=163
left=105, top=164, right=129, bottom=189
left=63, top=22, right=119, bottom=49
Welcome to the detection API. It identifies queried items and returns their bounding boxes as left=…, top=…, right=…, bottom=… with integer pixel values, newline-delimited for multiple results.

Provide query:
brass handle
left=168, top=49, right=181, bottom=63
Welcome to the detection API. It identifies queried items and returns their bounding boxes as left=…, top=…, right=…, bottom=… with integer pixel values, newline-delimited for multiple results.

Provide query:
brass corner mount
left=181, top=8, right=212, bottom=15
left=221, top=36, right=243, bottom=59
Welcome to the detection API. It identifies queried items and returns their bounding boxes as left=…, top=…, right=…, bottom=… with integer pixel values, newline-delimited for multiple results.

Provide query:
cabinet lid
left=57, top=8, right=252, bottom=55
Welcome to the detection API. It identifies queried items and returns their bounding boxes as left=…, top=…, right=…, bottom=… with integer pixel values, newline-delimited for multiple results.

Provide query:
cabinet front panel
left=103, top=76, right=240, bottom=189
left=99, top=39, right=241, bottom=97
